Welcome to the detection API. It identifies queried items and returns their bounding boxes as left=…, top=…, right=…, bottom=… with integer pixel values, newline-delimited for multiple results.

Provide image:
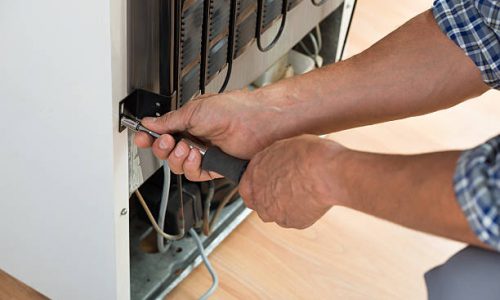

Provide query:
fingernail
left=159, top=139, right=168, bottom=150
left=174, top=146, right=185, bottom=157
left=188, top=150, right=196, bottom=161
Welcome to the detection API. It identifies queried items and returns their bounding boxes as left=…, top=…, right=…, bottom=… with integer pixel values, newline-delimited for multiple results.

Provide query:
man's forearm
left=329, top=148, right=486, bottom=247
left=253, top=10, right=488, bottom=137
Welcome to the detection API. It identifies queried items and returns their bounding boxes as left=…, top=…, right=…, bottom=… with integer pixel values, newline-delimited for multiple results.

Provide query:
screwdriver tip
left=120, top=117, right=140, bottom=132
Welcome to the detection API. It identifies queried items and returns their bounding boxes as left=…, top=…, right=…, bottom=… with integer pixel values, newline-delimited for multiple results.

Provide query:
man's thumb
left=141, top=104, right=194, bottom=134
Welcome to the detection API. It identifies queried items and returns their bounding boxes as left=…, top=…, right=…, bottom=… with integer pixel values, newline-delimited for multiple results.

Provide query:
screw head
left=120, top=208, right=128, bottom=216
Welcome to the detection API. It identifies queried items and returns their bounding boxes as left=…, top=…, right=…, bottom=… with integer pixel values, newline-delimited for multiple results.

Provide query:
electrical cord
left=199, top=1, right=210, bottom=94
left=202, top=181, right=216, bottom=236
left=308, top=33, right=319, bottom=57
left=189, top=228, right=219, bottom=300
left=157, top=163, right=172, bottom=252
left=311, top=0, right=328, bottom=6
left=299, top=40, right=314, bottom=56
left=315, top=25, right=322, bottom=51
left=217, top=0, right=237, bottom=93
left=298, top=35, right=321, bottom=68
left=200, top=0, right=237, bottom=94
left=307, top=32, right=322, bottom=68
left=256, top=0, right=289, bottom=52
left=208, top=187, right=239, bottom=234
left=135, top=187, right=185, bottom=241
left=299, top=25, right=322, bottom=57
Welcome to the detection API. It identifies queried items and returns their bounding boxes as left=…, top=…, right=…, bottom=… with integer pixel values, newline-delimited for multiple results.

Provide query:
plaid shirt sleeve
left=432, top=0, right=500, bottom=89
left=454, top=135, right=500, bottom=250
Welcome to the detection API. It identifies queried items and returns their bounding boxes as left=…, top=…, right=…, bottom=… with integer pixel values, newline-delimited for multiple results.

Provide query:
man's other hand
left=239, top=135, right=344, bottom=229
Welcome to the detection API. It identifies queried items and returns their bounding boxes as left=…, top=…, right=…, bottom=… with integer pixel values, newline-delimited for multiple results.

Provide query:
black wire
left=311, top=0, right=328, bottom=6
left=217, top=0, right=238, bottom=93
left=174, top=1, right=186, bottom=237
left=200, top=0, right=237, bottom=94
left=256, top=0, right=289, bottom=52
left=199, top=1, right=211, bottom=95
left=174, top=0, right=182, bottom=106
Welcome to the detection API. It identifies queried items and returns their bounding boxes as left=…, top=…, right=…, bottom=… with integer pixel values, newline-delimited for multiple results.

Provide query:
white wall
left=0, top=1, right=129, bottom=299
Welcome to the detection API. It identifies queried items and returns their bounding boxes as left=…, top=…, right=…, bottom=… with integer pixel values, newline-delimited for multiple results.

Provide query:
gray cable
left=157, top=162, right=171, bottom=252
left=202, top=181, right=215, bottom=236
left=189, top=228, right=219, bottom=300
left=315, top=25, right=322, bottom=51
left=307, top=32, right=322, bottom=68
left=299, top=41, right=314, bottom=57
left=308, top=33, right=320, bottom=57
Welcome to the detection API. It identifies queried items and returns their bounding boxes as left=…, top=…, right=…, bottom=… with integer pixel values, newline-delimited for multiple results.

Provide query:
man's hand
left=239, top=135, right=345, bottom=229
left=134, top=90, right=293, bottom=181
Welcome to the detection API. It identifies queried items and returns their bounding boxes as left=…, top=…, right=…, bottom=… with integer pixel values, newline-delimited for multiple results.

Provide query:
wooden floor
left=1, top=0, right=499, bottom=299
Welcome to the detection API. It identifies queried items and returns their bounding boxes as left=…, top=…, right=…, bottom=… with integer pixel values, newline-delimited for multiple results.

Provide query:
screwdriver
left=121, top=116, right=248, bottom=184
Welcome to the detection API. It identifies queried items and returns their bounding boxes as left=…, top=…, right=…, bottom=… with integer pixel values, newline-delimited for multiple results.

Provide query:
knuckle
left=295, top=223, right=309, bottom=230
left=238, top=169, right=254, bottom=200
left=276, top=221, right=288, bottom=228
left=238, top=180, right=251, bottom=201
left=159, top=111, right=174, bottom=123
left=256, top=209, right=272, bottom=223
left=276, top=215, right=290, bottom=228
left=184, top=101, right=203, bottom=130
left=155, top=111, right=178, bottom=132
left=262, top=217, right=273, bottom=223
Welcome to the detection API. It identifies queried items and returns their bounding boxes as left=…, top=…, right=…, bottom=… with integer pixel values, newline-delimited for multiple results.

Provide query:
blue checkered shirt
left=433, top=0, right=500, bottom=249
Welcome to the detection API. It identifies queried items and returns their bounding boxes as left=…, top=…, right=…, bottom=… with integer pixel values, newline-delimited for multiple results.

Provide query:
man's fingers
left=134, top=132, right=154, bottom=148
left=167, top=141, right=190, bottom=174
left=151, top=134, right=176, bottom=161
left=182, top=149, right=218, bottom=181
left=239, top=167, right=255, bottom=210
left=183, top=149, right=204, bottom=181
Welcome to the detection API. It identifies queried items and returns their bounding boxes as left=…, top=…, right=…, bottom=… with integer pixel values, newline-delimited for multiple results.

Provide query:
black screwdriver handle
left=132, top=125, right=248, bottom=183
left=201, top=146, right=249, bottom=184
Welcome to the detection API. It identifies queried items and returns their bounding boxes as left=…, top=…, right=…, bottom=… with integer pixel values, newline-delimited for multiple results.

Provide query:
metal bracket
left=118, top=89, right=174, bottom=132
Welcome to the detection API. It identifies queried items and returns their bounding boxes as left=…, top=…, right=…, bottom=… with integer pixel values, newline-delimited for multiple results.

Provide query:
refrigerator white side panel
left=0, top=1, right=128, bottom=299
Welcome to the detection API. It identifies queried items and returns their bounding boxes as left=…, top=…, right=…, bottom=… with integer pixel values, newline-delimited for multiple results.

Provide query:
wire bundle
left=136, top=161, right=239, bottom=299
left=256, top=0, right=290, bottom=52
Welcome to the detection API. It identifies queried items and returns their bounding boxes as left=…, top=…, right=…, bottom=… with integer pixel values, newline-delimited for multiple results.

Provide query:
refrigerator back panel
left=235, top=11, right=257, bottom=57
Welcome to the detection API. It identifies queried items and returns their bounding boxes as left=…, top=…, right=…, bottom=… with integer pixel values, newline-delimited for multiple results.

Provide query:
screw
left=120, top=208, right=128, bottom=216
left=155, top=102, right=161, bottom=107
left=155, top=112, right=161, bottom=117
